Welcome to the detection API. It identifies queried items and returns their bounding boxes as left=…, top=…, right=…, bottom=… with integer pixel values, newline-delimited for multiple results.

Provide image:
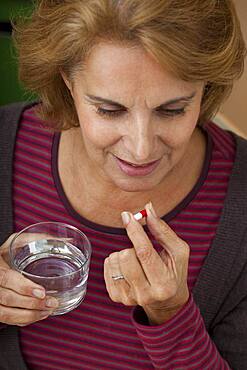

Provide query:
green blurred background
left=0, top=0, right=34, bottom=106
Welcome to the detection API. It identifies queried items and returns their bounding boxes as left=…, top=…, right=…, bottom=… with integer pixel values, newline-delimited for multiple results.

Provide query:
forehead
left=76, top=42, right=202, bottom=103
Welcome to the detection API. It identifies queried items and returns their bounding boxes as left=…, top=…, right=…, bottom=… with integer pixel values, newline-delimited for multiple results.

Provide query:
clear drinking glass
left=9, top=222, right=92, bottom=315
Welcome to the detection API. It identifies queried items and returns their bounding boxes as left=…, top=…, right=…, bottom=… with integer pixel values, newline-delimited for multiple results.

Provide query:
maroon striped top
left=13, top=106, right=235, bottom=369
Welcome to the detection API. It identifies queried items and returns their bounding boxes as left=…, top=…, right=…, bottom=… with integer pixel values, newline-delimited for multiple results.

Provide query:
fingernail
left=33, top=289, right=46, bottom=299
left=121, top=211, right=131, bottom=226
left=40, top=311, right=52, bottom=318
left=147, top=202, right=157, bottom=218
left=46, top=297, right=58, bottom=308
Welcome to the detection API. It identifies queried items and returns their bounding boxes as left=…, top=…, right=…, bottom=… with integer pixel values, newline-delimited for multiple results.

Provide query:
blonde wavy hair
left=13, top=0, right=246, bottom=130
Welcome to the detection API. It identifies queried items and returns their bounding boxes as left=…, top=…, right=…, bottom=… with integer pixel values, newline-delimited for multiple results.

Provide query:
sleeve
left=131, top=293, right=246, bottom=369
left=211, top=291, right=247, bottom=370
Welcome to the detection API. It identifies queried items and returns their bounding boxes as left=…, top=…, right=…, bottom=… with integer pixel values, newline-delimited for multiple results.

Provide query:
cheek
left=80, top=118, right=121, bottom=150
left=163, top=110, right=200, bottom=148
left=75, top=101, right=122, bottom=152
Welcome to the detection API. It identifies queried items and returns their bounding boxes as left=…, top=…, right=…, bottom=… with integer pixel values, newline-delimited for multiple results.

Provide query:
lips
left=120, top=159, right=157, bottom=167
left=115, top=157, right=161, bottom=177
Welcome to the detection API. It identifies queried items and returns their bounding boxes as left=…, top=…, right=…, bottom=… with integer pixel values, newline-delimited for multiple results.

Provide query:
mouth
left=115, top=156, right=161, bottom=177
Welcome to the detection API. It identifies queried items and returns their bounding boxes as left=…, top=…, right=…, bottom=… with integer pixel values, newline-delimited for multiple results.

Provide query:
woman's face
left=67, top=43, right=204, bottom=192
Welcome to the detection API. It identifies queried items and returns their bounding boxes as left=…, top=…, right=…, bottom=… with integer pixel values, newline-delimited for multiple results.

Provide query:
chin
left=112, top=176, right=162, bottom=193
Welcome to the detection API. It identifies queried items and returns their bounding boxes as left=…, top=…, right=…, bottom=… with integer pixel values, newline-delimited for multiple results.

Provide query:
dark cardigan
left=0, top=102, right=247, bottom=370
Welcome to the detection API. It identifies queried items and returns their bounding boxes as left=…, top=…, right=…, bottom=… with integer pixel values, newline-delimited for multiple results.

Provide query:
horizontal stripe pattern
left=133, top=296, right=229, bottom=369
left=13, top=108, right=234, bottom=369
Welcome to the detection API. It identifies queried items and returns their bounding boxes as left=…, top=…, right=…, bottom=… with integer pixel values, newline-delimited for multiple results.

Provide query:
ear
left=60, top=70, right=74, bottom=96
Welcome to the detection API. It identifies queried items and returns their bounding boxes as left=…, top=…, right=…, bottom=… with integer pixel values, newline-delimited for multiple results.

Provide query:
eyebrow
left=84, top=92, right=196, bottom=109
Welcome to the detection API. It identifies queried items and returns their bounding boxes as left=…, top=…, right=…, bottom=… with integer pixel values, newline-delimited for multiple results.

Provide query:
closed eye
left=96, top=107, right=186, bottom=119
left=96, top=107, right=126, bottom=117
left=155, top=107, right=186, bottom=117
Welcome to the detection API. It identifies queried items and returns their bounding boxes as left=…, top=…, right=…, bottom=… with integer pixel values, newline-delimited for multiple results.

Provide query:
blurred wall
left=220, top=0, right=247, bottom=136
left=0, top=0, right=33, bottom=105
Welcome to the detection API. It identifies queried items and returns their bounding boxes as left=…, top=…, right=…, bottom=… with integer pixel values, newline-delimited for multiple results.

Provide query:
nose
left=125, top=114, right=155, bottom=162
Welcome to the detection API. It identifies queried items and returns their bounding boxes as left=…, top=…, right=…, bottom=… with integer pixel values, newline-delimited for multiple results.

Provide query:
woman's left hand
left=104, top=202, right=190, bottom=325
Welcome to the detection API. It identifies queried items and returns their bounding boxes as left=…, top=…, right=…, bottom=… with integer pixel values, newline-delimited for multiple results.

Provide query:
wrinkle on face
left=68, top=42, right=204, bottom=193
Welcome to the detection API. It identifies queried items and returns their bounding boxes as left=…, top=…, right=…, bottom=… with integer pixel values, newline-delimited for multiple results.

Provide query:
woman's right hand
left=0, top=234, right=58, bottom=326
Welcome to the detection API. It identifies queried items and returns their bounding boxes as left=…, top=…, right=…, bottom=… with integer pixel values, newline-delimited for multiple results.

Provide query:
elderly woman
left=0, top=0, right=246, bottom=369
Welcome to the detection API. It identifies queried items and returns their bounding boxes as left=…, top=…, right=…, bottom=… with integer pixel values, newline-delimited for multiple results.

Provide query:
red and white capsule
left=133, top=209, right=147, bottom=221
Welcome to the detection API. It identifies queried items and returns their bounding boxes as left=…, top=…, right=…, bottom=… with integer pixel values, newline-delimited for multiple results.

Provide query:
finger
left=0, top=267, right=46, bottom=299
left=121, top=212, right=165, bottom=286
left=104, top=255, right=136, bottom=306
left=0, top=233, right=19, bottom=266
left=118, top=248, right=151, bottom=305
left=0, top=287, right=58, bottom=310
left=0, top=305, right=53, bottom=326
left=0, top=255, right=11, bottom=269
left=145, top=202, right=189, bottom=259
left=108, top=252, right=124, bottom=281
left=104, top=256, right=122, bottom=302
left=117, top=248, right=148, bottom=286
left=104, top=253, right=128, bottom=298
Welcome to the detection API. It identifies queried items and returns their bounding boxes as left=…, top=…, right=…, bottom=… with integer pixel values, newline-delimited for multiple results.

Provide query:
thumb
left=145, top=203, right=188, bottom=257
left=0, top=233, right=19, bottom=268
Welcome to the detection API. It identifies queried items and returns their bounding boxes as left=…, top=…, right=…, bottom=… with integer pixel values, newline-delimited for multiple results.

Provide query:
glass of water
left=9, top=222, right=92, bottom=315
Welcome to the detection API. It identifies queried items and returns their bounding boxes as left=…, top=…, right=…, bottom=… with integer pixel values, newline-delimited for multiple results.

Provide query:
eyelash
left=96, top=107, right=186, bottom=118
left=156, top=107, right=186, bottom=118
left=96, top=108, right=123, bottom=117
